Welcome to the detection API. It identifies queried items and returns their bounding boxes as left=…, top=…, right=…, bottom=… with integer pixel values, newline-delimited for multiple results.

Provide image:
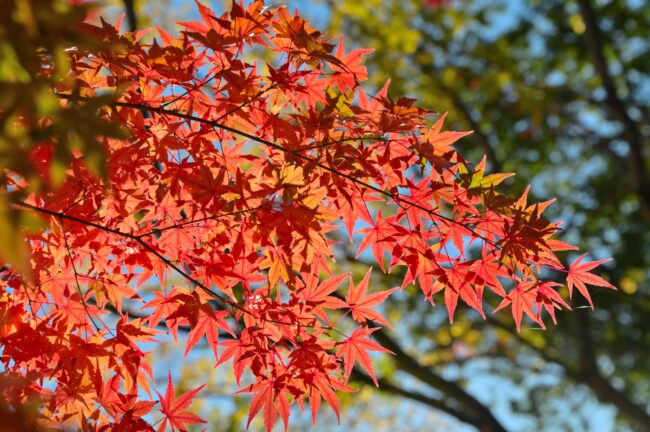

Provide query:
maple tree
left=0, top=1, right=617, bottom=431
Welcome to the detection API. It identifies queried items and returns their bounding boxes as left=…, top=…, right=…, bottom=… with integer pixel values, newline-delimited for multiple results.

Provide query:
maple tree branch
left=136, top=204, right=266, bottom=238
left=109, top=98, right=398, bottom=195
left=55, top=93, right=500, bottom=248
left=212, top=83, right=277, bottom=123
left=160, top=73, right=218, bottom=110
left=370, top=327, right=508, bottom=432
left=11, top=201, right=344, bottom=340
left=13, top=200, right=135, bottom=238
left=348, top=368, right=477, bottom=427
left=299, top=134, right=388, bottom=151
left=12, top=200, right=236, bottom=309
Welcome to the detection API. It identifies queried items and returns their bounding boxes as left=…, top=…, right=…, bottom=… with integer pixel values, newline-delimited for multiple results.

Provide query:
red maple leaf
left=494, top=281, right=542, bottom=332
left=330, top=34, right=374, bottom=90
left=297, top=272, right=350, bottom=323
left=307, top=371, right=355, bottom=426
left=242, top=379, right=291, bottom=432
left=337, top=327, right=393, bottom=386
left=327, top=268, right=397, bottom=329
left=536, top=281, right=571, bottom=324
left=566, top=253, right=616, bottom=308
left=185, top=305, right=233, bottom=359
left=155, top=372, right=206, bottom=432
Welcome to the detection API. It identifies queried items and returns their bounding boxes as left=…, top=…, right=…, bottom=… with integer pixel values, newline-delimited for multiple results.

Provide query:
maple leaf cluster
left=0, top=1, right=615, bottom=430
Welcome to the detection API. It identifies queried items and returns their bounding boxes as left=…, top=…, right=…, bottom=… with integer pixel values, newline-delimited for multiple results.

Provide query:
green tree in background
left=326, top=0, right=650, bottom=430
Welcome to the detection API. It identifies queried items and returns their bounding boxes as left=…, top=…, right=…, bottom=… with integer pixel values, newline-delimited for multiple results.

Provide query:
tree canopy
left=0, top=1, right=619, bottom=431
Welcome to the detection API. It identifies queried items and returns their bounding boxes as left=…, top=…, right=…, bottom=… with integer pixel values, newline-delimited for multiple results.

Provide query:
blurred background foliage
left=5, top=0, right=649, bottom=430
left=0, top=0, right=125, bottom=274
left=325, top=0, right=650, bottom=430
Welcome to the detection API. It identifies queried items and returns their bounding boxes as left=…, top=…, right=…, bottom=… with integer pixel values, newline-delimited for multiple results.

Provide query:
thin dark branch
left=136, top=205, right=265, bottom=238
left=13, top=200, right=235, bottom=309
left=299, top=134, right=388, bottom=151
left=212, top=83, right=277, bottom=123
left=55, top=93, right=500, bottom=248
left=60, top=216, right=103, bottom=333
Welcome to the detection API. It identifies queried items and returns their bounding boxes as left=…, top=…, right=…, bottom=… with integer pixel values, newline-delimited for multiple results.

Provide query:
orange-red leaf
left=567, top=253, right=616, bottom=308
left=155, top=372, right=206, bottom=432
left=337, top=327, right=393, bottom=386
left=335, top=268, right=397, bottom=329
